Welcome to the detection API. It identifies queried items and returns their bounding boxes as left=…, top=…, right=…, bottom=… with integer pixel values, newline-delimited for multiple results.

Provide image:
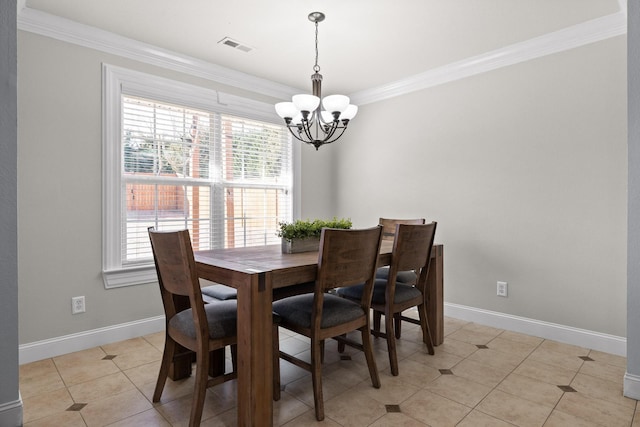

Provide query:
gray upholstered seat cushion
left=201, top=293, right=221, bottom=304
left=337, top=279, right=422, bottom=305
left=375, top=266, right=417, bottom=284
left=169, top=300, right=237, bottom=339
left=272, top=294, right=365, bottom=329
left=201, top=284, right=238, bottom=300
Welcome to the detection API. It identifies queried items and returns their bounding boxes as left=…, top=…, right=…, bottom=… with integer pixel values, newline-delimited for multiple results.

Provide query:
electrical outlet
left=72, top=296, right=85, bottom=314
left=497, top=281, right=508, bottom=297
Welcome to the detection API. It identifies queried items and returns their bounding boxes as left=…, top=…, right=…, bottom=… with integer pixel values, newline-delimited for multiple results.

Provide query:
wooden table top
left=194, top=240, right=396, bottom=289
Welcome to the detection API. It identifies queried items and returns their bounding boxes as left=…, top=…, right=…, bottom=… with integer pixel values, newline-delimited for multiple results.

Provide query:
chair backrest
left=379, top=217, right=425, bottom=241
left=316, top=226, right=383, bottom=292
left=148, top=228, right=207, bottom=330
left=388, top=222, right=437, bottom=292
left=312, top=226, right=383, bottom=332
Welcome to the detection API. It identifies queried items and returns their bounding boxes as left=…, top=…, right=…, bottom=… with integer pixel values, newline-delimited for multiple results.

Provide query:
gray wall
left=627, top=0, right=640, bottom=397
left=300, top=145, right=337, bottom=219
left=1, top=0, right=21, bottom=424
left=332, top=36, right=627, bottom=336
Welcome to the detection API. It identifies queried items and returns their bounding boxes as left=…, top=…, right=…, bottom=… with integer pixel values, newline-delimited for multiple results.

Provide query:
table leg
left=236, top=272, right=273, bottom=426
left=427, top=245, right=444, bottom=346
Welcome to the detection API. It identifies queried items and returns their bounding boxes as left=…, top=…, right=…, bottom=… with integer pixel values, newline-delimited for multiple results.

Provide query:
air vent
left=218, top=37, right=253, bottom=53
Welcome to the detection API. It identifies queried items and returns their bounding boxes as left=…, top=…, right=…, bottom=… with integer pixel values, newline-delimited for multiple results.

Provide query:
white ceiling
left=22, top=0, right=622, bottom=97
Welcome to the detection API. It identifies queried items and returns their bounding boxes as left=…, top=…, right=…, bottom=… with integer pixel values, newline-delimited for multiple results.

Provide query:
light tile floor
left=20, top=315, right=640, bottom=426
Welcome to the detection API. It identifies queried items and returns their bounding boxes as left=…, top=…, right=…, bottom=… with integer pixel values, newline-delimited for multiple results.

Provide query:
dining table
left=175, top=240, right=444, bottom=426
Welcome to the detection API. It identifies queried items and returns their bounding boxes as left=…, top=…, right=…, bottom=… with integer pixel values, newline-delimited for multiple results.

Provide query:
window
left=103, top=65, right=297, bottom=288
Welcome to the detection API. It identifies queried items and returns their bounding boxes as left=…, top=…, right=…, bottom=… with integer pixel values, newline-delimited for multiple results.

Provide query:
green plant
left=277, top=217, right=352, bottom=241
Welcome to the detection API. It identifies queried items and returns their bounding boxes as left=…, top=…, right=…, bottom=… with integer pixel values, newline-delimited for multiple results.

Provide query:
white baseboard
left=0, top=396, right=23, bottom=427
left=624, top=372, right=640, bottom=399
left=18, top=304, right=627, bottom=365
left=444, top=302, right=626, bottom=357
left=19, top=316, right=165, bottom=364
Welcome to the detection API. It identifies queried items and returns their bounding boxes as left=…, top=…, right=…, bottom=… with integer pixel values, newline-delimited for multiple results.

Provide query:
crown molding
left=17, top=7, right=300, bottom=100
left=17, top=7, right=626, bottom=106
left=350, top=12, right=627, bottom=105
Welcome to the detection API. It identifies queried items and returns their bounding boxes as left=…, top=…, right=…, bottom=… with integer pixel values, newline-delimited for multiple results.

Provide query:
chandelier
left=275, top=12, right=357, bottom=150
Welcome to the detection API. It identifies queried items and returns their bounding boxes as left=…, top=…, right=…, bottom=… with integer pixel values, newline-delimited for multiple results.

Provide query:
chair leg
left=272, top=324, right=281, bottom=401
left=208, top=348, right=225, bottom=377
left=417, top=303, right=435, bottom=355
left=311, top=338, right=325, bottom=421
left=385, top=311, right=399, bottom=376
left=231, top=344, right=238, bottom=373
left=373, top=310, right=382, bottom=335
left=360, top=325, right=380, bottom=388
left=153, top=333, right=175, bottom=402
left=337, top=334, right=347, bottom=353
left=394, top=312, right=402, bottom=338
left=190, top=348, right=209, bottom=427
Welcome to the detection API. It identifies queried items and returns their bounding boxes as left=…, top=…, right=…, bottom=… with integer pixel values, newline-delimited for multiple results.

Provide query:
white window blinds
left=121, top=95, right=292, bottom=266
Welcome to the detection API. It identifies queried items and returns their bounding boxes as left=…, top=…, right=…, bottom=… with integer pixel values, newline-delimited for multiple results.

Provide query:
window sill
left=103, top=264, right=157, bottom=289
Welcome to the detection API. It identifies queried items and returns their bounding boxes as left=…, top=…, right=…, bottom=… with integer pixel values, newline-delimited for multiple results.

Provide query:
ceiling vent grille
left=218, top=37, right=253, bottom=53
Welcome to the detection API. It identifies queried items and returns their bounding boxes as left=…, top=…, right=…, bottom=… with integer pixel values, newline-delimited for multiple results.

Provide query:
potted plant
left=277, top=217, right=352, bottom=253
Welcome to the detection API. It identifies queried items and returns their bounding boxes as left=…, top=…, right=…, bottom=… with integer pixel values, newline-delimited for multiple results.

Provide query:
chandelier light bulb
left=291, top=113, right=304, bottom=125
left=292, top=94, right=320, bottom=113
left=275, top=102, right=299, bottom=119
left=320, top=110, right=334, bottom=123
left=340, top=104, right=358, bottom=121
left=322, top=95, right=350, bottom=114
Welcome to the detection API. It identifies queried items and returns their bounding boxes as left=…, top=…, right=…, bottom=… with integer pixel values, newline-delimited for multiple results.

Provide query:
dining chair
left=337, top=222, right=437, bottom=376
left=148, top=228, right=280, bottom=426
left=272, top=226, right=383, bottom=421
left=373, top=217, right=425, bottom=338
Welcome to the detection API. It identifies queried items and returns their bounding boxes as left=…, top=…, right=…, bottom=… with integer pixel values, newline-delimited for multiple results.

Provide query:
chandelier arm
left=300, top=117, right=317, bottom=142
left=321, top=120, right=340, bottom=140
left=286, top=125, right=314, bottom=144
left=290, top=115, right=320, bottom=143
left=320, top=125, right=349, bottom=145
left=309, top=110, right=328, bottom=140
left=285, top=120, right=348, bottom=150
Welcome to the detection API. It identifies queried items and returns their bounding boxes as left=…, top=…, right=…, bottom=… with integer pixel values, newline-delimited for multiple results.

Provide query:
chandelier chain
left=313, top=21, right=320, bottom=73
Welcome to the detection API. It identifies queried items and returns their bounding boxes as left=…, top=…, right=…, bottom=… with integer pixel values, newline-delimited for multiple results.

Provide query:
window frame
left=102, top=64, right=300, bottom=289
